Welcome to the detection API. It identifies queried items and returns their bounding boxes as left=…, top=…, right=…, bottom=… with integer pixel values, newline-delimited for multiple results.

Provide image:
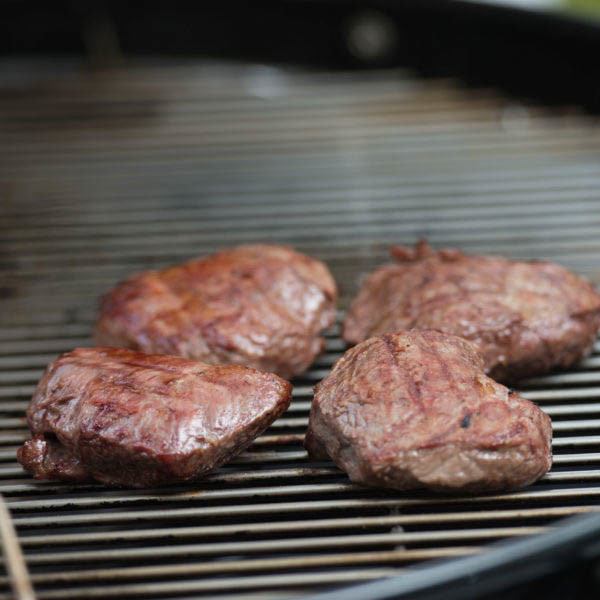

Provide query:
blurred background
left=3, top=0, right=600, bottom=318
left=2, top=2, right=600, bottom=599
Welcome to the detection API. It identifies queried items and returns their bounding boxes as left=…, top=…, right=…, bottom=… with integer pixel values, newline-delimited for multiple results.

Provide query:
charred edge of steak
left=17, top=434, right=93, bottom=482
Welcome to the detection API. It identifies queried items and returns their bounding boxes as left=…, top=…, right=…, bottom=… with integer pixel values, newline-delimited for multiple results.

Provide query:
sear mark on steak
left=17, top=347, right=292, bottom=488
left=305, top=330, right=552, bottom=493
left=94, top=244, right=337, bottom=379
left=343, top=241, right=600, bottom=382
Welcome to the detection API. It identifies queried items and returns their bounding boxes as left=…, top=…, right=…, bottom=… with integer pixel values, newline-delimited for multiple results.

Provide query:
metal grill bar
left=6, top=550, right=469, bottom=586
left=5, top=198, right=600, bottom=242
left=21, top=527, right=547, bottom=566
left=8, top=487, right=600, bottom=526
left=15, top=507, right=599, bottom=548
left=2, top=58, right=600, bottom=599
left=0, top=569, right=404, bottom=600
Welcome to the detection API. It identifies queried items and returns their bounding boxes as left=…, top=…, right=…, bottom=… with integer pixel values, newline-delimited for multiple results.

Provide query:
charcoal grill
left=2, top=58, right=600, bottom=599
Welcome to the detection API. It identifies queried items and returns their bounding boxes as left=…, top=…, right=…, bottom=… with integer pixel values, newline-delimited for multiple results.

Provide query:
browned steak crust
left=306, top=330, right=552, bottom=493
left=17, top=348, right=292, bottom=488
left=343, top=241, right=600, bottom=382
left=94, top=244, right=337, bottom=379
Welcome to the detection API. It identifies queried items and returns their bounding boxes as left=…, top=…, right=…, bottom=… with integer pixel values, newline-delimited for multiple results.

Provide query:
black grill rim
left=304, top=510, right=600, bottom=600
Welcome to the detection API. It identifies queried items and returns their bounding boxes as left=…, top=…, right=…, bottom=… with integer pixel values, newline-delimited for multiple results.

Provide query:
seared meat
left=18, top=434, right=91, bottom=482
left=305, top=330, right=552, bottom=493
left=18, top=348, right=291, bottom=487
left=94, top=244, right=337, bottom=379
left=343, top=241, right=600, bottom=382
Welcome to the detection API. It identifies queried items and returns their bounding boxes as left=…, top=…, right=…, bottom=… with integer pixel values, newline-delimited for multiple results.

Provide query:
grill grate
left=1, top=58, right=600, bottom=599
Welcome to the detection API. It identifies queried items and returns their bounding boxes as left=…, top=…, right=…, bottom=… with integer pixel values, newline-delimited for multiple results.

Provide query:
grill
left=2, top=58, right=600, bottom=599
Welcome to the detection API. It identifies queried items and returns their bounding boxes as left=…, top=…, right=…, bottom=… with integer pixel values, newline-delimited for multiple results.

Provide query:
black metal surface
left=2, top=59, right=600, bottom=598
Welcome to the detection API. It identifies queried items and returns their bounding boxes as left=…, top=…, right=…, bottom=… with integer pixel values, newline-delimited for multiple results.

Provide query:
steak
left=17, top=347, right=292, bottom=488
left=343, top=241, right=600, bottom=382
left=94, top=244, right=337, bottom=379
left=305, top=330, right=552, bottom=493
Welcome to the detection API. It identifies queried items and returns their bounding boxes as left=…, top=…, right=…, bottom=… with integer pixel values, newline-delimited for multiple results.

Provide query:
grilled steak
left=18, top=348, right=292, bottom=487
left=343, top=241, right=600, bottom=382
left=305, top=330, right=552, bottom=493
left=94, top=244, right=337, bottom=379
